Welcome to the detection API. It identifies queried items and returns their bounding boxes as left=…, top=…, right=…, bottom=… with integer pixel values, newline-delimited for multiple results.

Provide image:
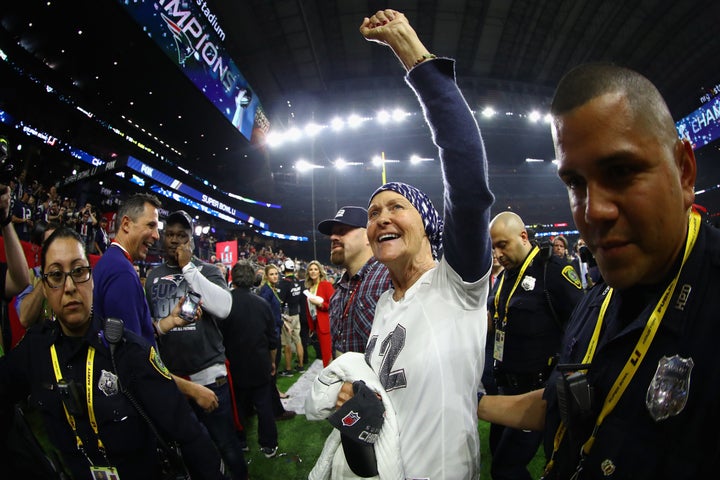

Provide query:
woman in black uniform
left=0, top=228, right=225, bottom=480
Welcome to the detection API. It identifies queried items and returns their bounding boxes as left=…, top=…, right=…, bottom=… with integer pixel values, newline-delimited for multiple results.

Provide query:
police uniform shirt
left=543, top=222, right=720, bottom=479
left=490, top=251, right=583, bottom=374
left=0, top=321, right=222, bottom=480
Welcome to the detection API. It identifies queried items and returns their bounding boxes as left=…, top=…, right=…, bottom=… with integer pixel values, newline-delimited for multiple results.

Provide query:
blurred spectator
left=224, top=261, right=280, bottom=458
left=10, top=191, right=33, bottom=242
left=94, top=215, right=111, bottom=254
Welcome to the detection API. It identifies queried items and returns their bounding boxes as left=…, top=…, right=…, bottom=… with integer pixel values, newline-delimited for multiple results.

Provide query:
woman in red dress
left=304, top=260, right=335, bottom=367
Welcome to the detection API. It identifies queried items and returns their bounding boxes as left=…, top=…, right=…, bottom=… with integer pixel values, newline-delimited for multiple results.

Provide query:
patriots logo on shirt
left=342, top=411, right=361, bottom=427
left=154, top=273, right=185, bottom=287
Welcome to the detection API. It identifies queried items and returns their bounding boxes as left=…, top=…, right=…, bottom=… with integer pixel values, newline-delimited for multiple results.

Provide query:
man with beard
left=317, top=206, right=391, bottom=355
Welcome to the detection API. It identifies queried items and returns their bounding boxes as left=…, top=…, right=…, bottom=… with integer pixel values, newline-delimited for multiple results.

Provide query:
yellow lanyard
left=494, top=245, right=540, bottom=328
left=545, top=211, right=701, bottom=475
left=50, top=343, right=108, bottom=463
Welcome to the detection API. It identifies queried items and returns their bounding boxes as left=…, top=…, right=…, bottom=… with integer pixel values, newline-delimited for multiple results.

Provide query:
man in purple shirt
left=317, top=206, right=391, bottom=355
left=92, top=193, right=160, bottom=345
left=92, top=194, right=219, bottom=413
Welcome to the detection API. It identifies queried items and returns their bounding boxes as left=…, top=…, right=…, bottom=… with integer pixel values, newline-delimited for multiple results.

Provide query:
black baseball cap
left=166, top=210, right=194, bottom=232
left=328, top=381, right=384, bottom=477
left=317, top=206, right=368, bottom=235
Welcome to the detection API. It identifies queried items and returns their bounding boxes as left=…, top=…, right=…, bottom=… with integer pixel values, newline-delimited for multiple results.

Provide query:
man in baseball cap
left=317, top=207, right=390, bottom=356
left=317, top=206, right=368, bottom=235
left=166, top=210, right=194, bottom=232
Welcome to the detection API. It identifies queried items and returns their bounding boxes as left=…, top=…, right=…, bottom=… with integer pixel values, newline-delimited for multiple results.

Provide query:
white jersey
left=365, top=256, right=489, bottom=479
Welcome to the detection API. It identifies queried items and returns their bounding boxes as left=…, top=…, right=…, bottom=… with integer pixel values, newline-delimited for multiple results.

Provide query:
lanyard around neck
left=50, top=343, right=109, bottom=464
left=269, top=284, right=282, bottom=303
left=494, top=245, right=540, bottom=327
left=545, top=210, right=701, bottom=475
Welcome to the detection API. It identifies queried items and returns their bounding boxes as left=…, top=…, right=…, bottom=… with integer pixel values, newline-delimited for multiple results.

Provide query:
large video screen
left=676, top=96, right=720, bottom=150
left=118, top=0, right=262, bottom=141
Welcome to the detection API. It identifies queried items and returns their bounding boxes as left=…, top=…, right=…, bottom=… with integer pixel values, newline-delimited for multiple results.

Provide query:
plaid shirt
left=330, top=257, right=391, bottom=353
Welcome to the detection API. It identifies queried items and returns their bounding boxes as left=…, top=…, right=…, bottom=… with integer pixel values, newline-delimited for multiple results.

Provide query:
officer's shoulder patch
left=149, top=346, right=172, bottom=380
left=562, top=265, right=583, bottom=289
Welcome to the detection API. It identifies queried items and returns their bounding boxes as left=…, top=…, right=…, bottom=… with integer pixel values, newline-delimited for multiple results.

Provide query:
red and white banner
left=216, top=240, right=237, bottom=268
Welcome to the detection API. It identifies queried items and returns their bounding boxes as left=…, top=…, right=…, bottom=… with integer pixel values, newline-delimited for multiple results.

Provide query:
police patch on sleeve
left=149, top=346, right=172, bottom=380
left=561, top=265, right=582, bottom=289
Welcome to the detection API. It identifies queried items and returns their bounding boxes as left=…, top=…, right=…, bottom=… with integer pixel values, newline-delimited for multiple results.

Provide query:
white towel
left=305, top=352, right=405, bottom=480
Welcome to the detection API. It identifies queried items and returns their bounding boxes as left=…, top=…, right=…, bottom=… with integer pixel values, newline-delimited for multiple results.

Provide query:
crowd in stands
left=4, top=170, right=341, bottom=283
left=7, top=171, right=110, bottom=255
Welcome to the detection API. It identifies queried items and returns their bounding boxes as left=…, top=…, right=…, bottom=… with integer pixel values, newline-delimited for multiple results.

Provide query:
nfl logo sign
left=342, top=411, right=361, bottom=427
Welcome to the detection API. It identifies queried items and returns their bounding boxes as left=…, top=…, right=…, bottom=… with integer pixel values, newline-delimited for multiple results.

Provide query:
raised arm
left=16, top=282, right=45, bottom=328
left=182, top=262, right=231, bottom=319
left=1, top=185, right=30, bottom=298
left=176, top=243, right=231, bottom=320
left=360, top=10, right=494, bottom=281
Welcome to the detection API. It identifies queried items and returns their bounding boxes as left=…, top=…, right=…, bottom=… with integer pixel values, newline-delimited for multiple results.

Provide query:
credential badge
left=645, top=354, right=693, bottom=422
left=521, top=275, right=536, bottom=291
left=98, top=369, right=119, bottom=396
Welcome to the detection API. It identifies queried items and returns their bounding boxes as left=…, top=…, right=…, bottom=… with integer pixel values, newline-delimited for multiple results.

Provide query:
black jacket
left=0, top=321, right=223, bottom=480
left=222, top=288, right=277, bottom=388
left=490, top=248, right=584, bottom=374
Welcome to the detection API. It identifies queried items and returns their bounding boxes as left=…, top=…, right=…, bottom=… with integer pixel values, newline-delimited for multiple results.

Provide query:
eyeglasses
left=43, top=266, right=92, bottom=289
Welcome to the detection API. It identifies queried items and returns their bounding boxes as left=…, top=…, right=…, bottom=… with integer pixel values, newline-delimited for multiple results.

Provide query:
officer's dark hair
left=231, top=261, right=256, bottom=289
left=551, top=63, right=676, bottom=140
left=41, top=227, right=86, bottom=272
left=115, top=193, right=161, bottom=232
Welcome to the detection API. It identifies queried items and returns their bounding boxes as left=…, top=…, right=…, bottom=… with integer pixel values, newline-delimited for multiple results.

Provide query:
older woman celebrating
left=306, top=10, right=493, bottom=480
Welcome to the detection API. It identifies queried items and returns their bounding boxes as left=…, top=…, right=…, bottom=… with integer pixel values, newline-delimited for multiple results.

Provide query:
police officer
left=0, top=228, right=225, bottom=480
left=488, top=211, right=583, bottom=480
left=478, top=64, right=720, bottom=479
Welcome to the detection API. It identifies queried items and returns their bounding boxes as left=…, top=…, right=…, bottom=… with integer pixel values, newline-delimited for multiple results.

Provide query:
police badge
left=645, top=355, right=694, bottom=422
left=98, top=369, right=119, bottom=397
left=521, top=275, right=536, bottom=291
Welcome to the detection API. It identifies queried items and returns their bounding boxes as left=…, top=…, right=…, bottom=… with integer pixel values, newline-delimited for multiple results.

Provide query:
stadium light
left=330, top=117, right=345, bottom=131
left=376, top=110, right=391, bottom=124
left=481, top=107, right=496, bottom=118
